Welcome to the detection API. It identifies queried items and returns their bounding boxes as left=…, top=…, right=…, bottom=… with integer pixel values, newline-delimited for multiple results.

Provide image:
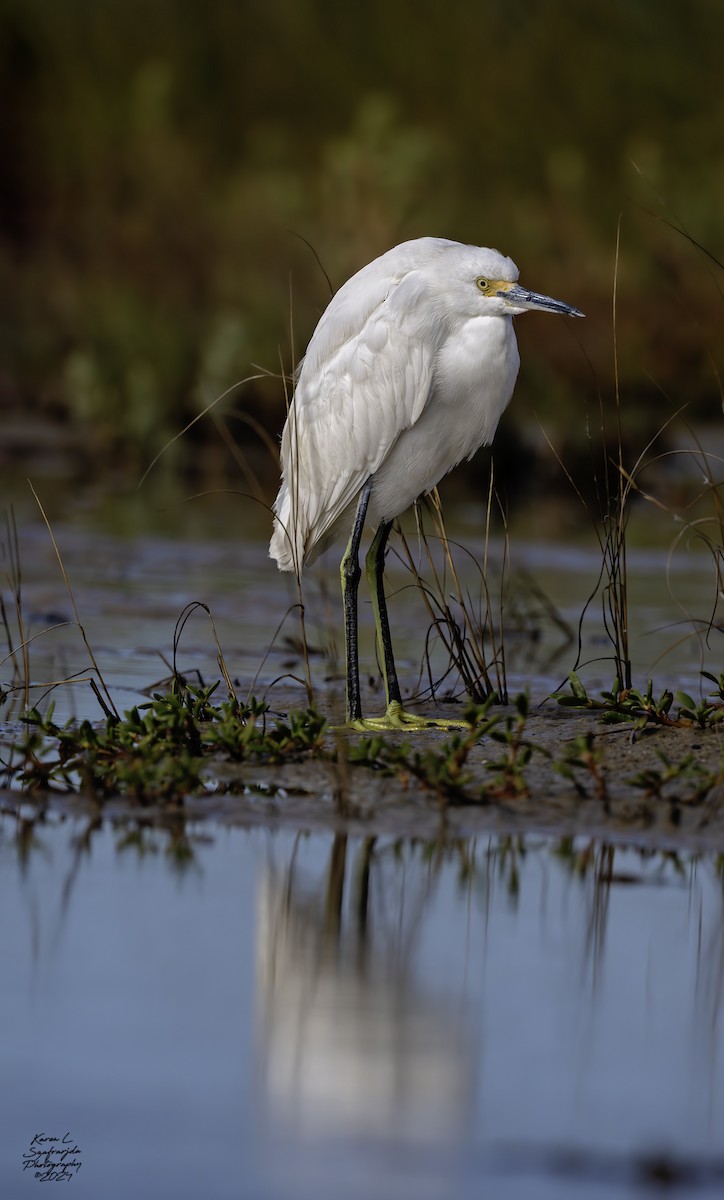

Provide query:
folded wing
left=270, top=263, right=441, bottom=571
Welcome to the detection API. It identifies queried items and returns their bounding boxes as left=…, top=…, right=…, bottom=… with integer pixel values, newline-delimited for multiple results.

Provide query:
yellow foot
left=345, top=700, right=470, bottom=733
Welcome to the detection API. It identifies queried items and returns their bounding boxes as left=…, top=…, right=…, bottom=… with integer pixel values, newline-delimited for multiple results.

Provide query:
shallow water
left=2, top=815, right=724, bottom=1198
left=3, top=506, right=724, bottom=1196
left=2, top=507, right=719, bottom=727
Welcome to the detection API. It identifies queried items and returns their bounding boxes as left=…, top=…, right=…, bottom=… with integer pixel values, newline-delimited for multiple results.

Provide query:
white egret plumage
left=270, top=237, right=583, bottom=730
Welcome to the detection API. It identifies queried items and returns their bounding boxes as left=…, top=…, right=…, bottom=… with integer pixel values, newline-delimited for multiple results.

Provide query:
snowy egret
left=270, top=237, right=583, bottom=730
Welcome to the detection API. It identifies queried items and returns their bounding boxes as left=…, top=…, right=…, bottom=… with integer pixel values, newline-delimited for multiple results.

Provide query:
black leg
left=341, top=479, right=372, bottom=723
left=365, top=520, right=402, bottom=708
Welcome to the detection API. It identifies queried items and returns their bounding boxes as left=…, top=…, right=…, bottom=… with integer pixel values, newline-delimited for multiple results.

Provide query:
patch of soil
left=13, top=704, right=723, bottom=854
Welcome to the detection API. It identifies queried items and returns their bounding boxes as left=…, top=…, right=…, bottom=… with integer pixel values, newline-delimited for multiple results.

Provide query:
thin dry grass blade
left=28, top=480, right=119, bottom=718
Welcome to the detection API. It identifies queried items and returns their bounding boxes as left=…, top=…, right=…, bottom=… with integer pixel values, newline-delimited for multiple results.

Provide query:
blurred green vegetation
left=0, top=0, right=722, bottom=490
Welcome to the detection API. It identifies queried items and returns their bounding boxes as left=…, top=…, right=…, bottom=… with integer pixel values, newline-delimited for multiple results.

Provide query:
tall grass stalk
left=279, top=281, right=315, bottom=710
left=604, top=215, right=631, bottom=688
left=395, top=467, right=509, bottom=705
left=29, top=481, right=119, bottom=719
left=542, top=220, right=637, bottom=689
left=1, top=508, right=30, bottom=711
left=623, top=424, right=724, bottom=672
left=137, top=372, right=269, bottom=489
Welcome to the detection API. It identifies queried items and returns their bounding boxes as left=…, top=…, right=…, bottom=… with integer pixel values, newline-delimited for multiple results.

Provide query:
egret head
left=463, top=247, right=583, bottom=319
left=420, top=241, right=584, bottom=321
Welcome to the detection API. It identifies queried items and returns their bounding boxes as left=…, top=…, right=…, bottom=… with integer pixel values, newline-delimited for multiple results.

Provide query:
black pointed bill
left=498, top=282, right=584, bottom=317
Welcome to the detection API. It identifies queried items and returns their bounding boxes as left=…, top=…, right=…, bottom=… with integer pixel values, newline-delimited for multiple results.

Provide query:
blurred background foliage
left=0, top=0, right=722, bottom=499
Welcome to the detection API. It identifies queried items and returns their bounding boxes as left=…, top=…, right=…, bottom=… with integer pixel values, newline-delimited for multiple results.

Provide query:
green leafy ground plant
left=557, top=671, right=724, bottom=732
left=3, top=680, right=326, bottom=803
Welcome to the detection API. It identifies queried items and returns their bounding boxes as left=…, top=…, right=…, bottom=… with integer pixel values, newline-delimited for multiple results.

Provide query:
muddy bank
left=191, top=705, right=724, bottom=850
left=10, top=704, right=724, bottom=854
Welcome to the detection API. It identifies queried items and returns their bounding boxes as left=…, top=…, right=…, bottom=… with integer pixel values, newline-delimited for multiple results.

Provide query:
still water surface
left=3, top=508, right=724, bottom=1196
left=4, top=508, right=720, bottom=726
left=2, top=817, right=724, bottom=1198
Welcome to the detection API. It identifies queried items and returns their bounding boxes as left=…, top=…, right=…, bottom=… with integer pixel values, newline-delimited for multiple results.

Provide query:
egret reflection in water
left=4, top=816, right=724, bottom=1198
left=255, top=835, right=475, bottom=1143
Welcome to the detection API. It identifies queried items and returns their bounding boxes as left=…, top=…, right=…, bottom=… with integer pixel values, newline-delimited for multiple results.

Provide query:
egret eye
left=476, top=277, right=489, bottom=292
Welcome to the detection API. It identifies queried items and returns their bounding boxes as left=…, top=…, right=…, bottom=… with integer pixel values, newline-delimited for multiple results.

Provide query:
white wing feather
left=270, top=255, right=446, bottom=571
